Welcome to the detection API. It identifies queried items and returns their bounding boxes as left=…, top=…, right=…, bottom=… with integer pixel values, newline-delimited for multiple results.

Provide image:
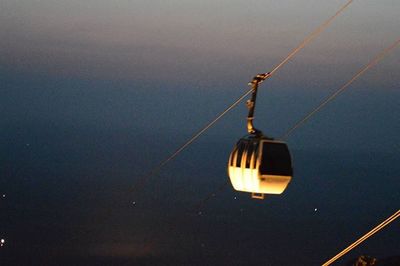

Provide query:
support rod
left=246, top=72, right=271, bottom=135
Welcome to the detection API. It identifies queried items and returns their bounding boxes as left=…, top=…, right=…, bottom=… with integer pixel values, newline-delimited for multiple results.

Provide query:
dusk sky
left=1, top=1, right=399, bottom=265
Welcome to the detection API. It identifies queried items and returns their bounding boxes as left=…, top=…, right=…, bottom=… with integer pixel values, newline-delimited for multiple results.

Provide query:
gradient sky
left=1, top=1, right=400, bottom=265
left=2, top=0, right=399, bottom=83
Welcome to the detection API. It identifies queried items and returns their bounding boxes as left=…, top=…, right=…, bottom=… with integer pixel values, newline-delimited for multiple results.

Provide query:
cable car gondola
left=227, top=73, right=293, bottom=199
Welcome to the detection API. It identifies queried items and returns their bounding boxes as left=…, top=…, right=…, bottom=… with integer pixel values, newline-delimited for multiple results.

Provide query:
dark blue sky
left=1, top=1, right=399, bottom=265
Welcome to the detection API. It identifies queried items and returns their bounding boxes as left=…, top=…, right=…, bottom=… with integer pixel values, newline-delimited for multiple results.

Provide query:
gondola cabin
left=228, top=135, right=293, bottom=199
left=227, top=72, right=293, bottom=199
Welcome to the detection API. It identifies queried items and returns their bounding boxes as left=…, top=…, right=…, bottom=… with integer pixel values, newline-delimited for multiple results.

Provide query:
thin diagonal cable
left=131, top=0, right=353, bottom=193
left=270, top=0, right=353, bottom=76
left=130, top=89, right=253, bottom=193
left=322, top=209, right=400, bottom=266
left=281, top=38, right=400, bottom=141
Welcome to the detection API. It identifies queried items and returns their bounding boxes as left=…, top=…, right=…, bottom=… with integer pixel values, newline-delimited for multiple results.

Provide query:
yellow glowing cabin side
left=227, top=137, right=292, bottom=197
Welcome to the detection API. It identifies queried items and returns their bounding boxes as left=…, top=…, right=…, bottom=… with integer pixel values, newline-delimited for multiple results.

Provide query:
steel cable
left=281, top=38, right=400, bottom=141
left=322, top=209, right=400, bottom=266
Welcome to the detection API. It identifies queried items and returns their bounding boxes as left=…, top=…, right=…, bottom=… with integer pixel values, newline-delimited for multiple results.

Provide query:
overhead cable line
left=322, top=209, right=400, bottom=266
left=269, top=0, right=353, bottom=76
left=281, top=38, right=400, bottom=140
left=131, top=0, right=353, bottom=193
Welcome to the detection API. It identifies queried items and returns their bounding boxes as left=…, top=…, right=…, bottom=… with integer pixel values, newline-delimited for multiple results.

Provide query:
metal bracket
left=248, top=72, right=271, bottom=86
left=251, top=193, right=265, bottom=200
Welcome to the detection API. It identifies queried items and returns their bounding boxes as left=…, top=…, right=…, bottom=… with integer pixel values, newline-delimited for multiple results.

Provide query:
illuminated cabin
left=227, top=72, right=293, bottom=199
left=228, top=135, right=292, bottom=198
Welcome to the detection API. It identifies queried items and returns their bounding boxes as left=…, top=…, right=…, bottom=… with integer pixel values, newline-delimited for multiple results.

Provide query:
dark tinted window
left=259, top=142, right=292, bottom=176
left=245, top=142, right=255, bottom=168
left=235, top=142, right=247, bottom=167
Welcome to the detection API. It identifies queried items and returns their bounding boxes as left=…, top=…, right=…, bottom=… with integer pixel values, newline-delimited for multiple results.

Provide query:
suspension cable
left=281, top=38, right=400, bottom=141
left=130, top=89, right=253, bottom=193
left=269, top=0, right=353, bottom=76
left=131, top=0, right=353, bottom=193
left=322, top=209, right=400, bottom=266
